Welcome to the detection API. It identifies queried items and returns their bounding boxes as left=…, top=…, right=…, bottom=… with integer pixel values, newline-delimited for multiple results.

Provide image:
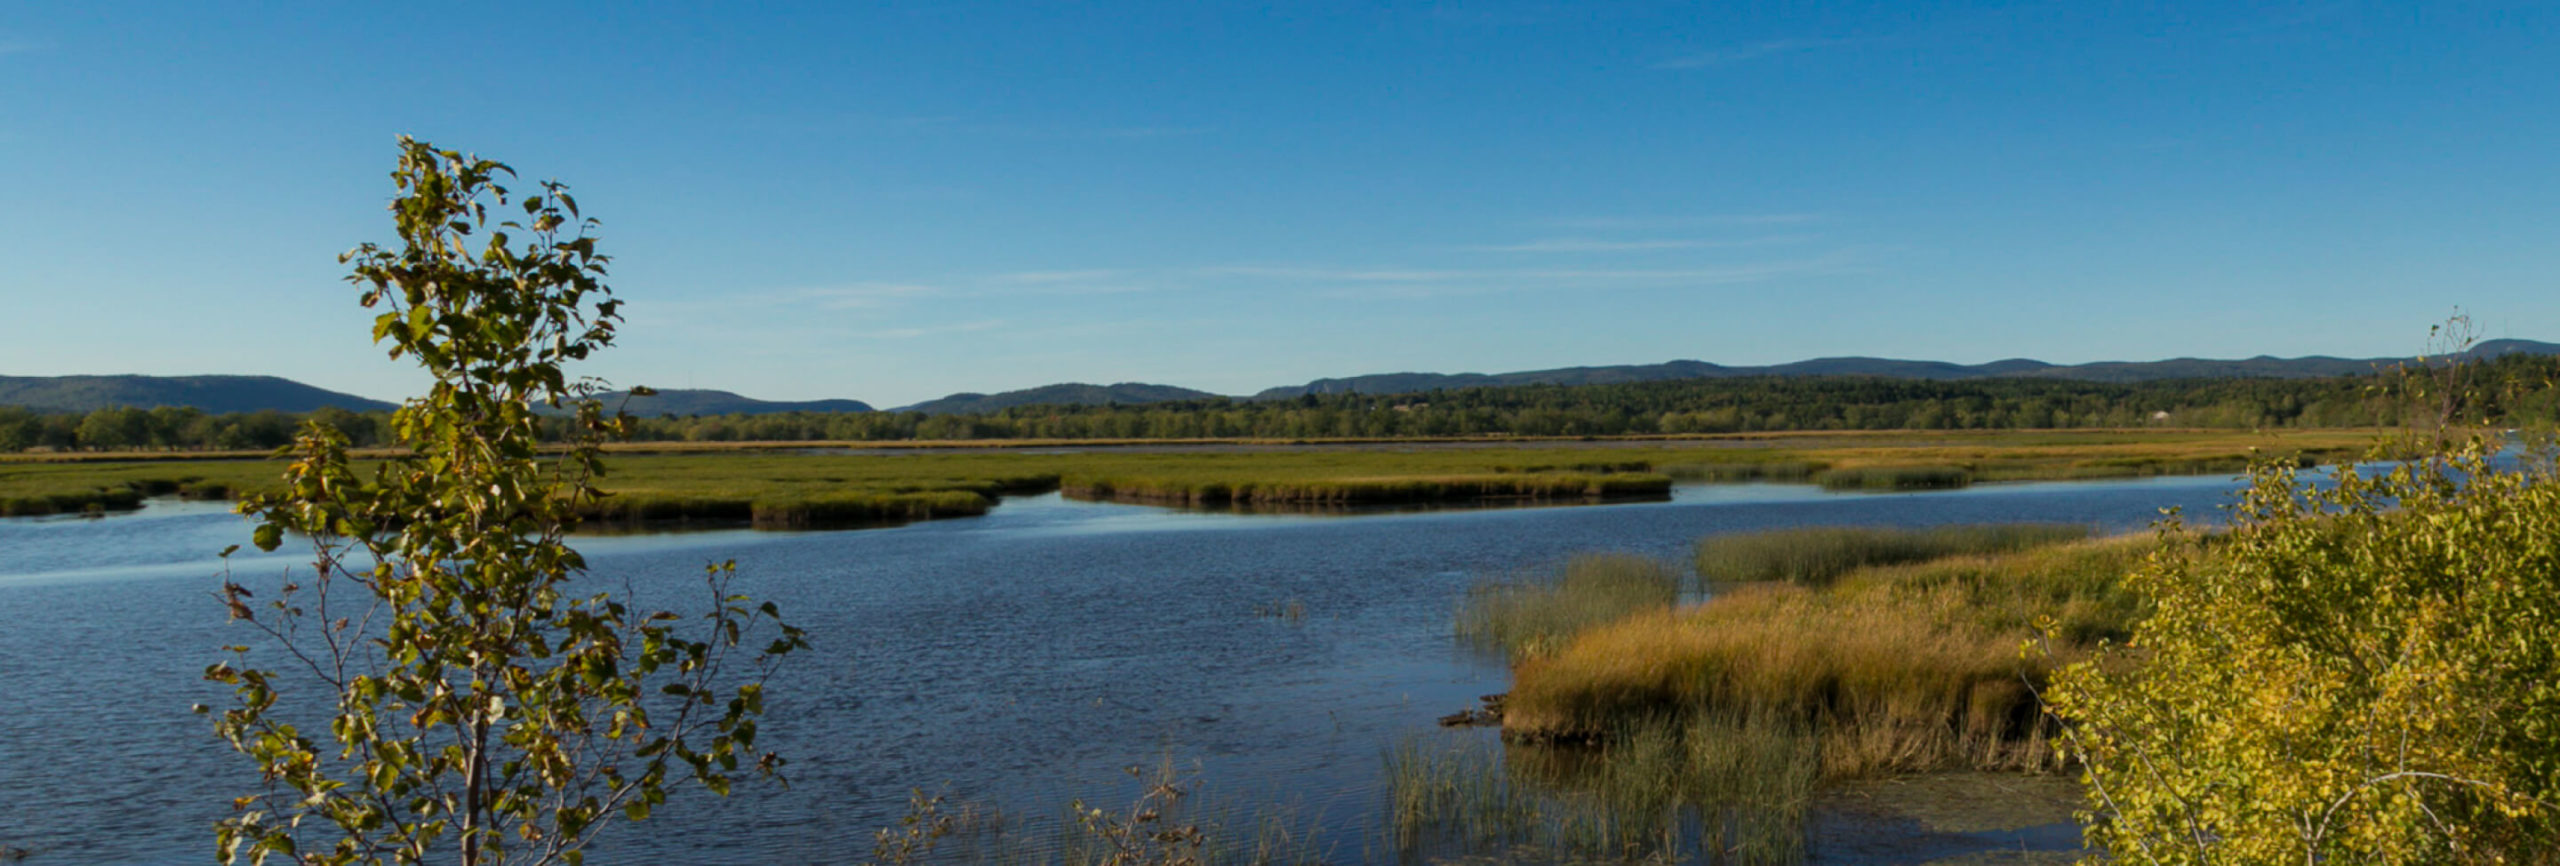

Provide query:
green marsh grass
left=1812, top=464, right=1973, bottom=491
left=743, top=491, right=995, bottom=528
left=1659, top=460, right=1822, bottom=483
left=1456, top=553, right=1682, bottom=660
left=0, top=458, right=274, bottom=516
left=1385, top=715, right=1816, bottom=864
left=4, top=427, right=2359, bottom=526
left=1250, top=599, right=1308, bottom=622
left=875, top=757, right=1336, bottom=866
left=1693, top=523, right=2093, bottom=587
left=1060, top=471, right=1670, bottom=506
left=1507, top=535, right=2152, bottom=777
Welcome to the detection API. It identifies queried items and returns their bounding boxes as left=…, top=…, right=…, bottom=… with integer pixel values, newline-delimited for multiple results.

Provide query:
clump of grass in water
left=1694, top=523, right=2091, bottom=588
left=1812, top=464, right=1972, bottom=491
left=868, top=757, right=1335, bottom=866
left=1455, top=553, right=1681, bottom=660
left=0, top=489, right=143, bottom=516
left=1508, top=536, right=2150, bottom=774
left=1063, top=472, right=1672, bottom=507
left=1658, top=461, right=1823, bottom=483
left=1384, top=713, right=1816, bottom=864
left=1250, top=599, right=1307, bottom=623
left=746, top=490, right=994, bottom=529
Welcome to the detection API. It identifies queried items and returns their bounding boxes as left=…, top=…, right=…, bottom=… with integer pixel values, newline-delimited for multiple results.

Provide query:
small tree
left=205, top=137, right=805, bottom=866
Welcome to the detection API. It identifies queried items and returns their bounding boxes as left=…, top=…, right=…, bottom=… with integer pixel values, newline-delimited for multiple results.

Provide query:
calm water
left=0, top=474, right=2253, bottom=865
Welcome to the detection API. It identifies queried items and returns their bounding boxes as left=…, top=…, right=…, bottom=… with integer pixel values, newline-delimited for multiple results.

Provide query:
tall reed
left=865, top=759, right=1335, bottom=866
left=1693, top=523, right=2092, bottom=587
left=1508, top=536, right=2150, bottom=775
left=1657, top=461, right=1822, bottom=483
left=1455, top=553, right=1681, bottom=660
left=1061, top=472, right=1671, bottom=506
left=1812, top=464, right=1973, bottom=491
left=1384, top=713, right=1816, bottom=864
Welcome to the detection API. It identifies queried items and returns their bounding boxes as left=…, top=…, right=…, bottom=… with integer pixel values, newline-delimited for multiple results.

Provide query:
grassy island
left=2, top=428, right=2369, bottom=525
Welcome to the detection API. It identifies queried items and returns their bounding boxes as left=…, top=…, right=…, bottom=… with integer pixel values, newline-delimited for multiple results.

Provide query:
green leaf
left=201, top=137, right=799, bottom=866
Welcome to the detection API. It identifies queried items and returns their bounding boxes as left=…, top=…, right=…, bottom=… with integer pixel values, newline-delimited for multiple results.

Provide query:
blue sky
left=3, top=1, right=2555, bottom=406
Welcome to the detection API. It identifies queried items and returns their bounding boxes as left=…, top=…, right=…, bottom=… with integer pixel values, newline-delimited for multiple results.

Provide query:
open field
left=0, top=428, right=2375, bottom=523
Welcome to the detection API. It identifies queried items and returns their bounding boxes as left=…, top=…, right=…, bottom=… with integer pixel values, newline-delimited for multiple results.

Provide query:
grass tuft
left=1506, top=535, right=2151, bottom=776
left=1061, top=471, right=1671, bottom=506
left=1657, top=460, right=1823, bottom=483
left=1385, top=713, right=1816, bottom=864
left=1455, top=553, right=1681, bottom=660
left=1694, top=523, right=2093, bottom=587
left=1813, top=464, right=1973, bottom=491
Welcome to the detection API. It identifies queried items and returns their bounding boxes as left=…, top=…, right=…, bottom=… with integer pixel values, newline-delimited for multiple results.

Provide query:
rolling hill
left=15, top=339, right=2557, bottom=417
left=0, top=375, right=396, bottom=413
left=590, top=389, right=874, bottom=417
left=895, top=382, right=1219, bottom=415
left=1248, top=340, right=2560, bottom=398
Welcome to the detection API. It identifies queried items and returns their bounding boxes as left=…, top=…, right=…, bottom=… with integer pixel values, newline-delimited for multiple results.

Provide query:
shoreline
left=3, top=428, right=2372, bottom=524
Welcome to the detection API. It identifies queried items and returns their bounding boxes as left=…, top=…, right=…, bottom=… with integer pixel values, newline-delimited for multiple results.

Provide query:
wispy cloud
left=968, top=269, right=1163, bottom=297
left=1066, top=125, right=1212, bottom=141
left=680, top=272, right=1161, bottom=310
left=1654, top=37, right=1865, bottom=70
left=991, top=282, right=1159, bottom=297
left=1198, top=266, right=1472, bottom=283
left=792, top=283, right=940, bottom=309
left=1197, top=254, right=1862, bottom=294
left=1306, top=258, right=1860, bottom=300
left=1553, top=213, right=1824, bottom=230
left=1461, top=235, right=1814, bottom=253
left=849, top=114, right=1208, bottom=141
left=654, top=282, right=940, bottom=313
left=995, top=269, right=1132, bottom=284
left=858, top=319, right=1007, bottom=340
left=0, top=39, right=39, bottom=57
left=872, top=114, right=964, bottom=130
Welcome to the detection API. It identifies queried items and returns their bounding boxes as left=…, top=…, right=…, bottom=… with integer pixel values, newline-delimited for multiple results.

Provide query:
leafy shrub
left=2048, top=437, right=2560, bottom=861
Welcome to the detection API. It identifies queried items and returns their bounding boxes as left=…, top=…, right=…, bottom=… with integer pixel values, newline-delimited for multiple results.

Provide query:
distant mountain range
left=0, top=375, right=396, bottom=414
left=11, top=339, right=2557, bottom=415
left=894, top=383, right=1220, bottom=415
left=1247, top=339, right=2560, bottom=398
left=593, top=389, right=874, bottom=416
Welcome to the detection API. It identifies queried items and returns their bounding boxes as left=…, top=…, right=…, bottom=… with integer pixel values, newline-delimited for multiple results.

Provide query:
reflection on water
left=1382, top=719, right=1817, bottom=865
left=0, top=474, right=2255, bottom=865
left=1063, top=490, right=1678, bottom=518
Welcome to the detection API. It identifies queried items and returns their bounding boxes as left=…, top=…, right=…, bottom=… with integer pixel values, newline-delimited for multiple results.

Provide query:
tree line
left=623, top=354, right=2560, bottom=441
left=9, top=354, right=2555, bottom=452
left=0, top=405, right=387, bottom=452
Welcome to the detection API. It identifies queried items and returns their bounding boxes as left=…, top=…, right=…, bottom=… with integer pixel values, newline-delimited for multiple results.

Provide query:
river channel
left=0, top=473, right=2254, bottom=864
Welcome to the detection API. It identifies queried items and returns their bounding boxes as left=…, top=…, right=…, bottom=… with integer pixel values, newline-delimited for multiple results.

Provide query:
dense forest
left=7, top=354, right=2553, bottom=452
left=0, top=405, right=381, bottom=453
